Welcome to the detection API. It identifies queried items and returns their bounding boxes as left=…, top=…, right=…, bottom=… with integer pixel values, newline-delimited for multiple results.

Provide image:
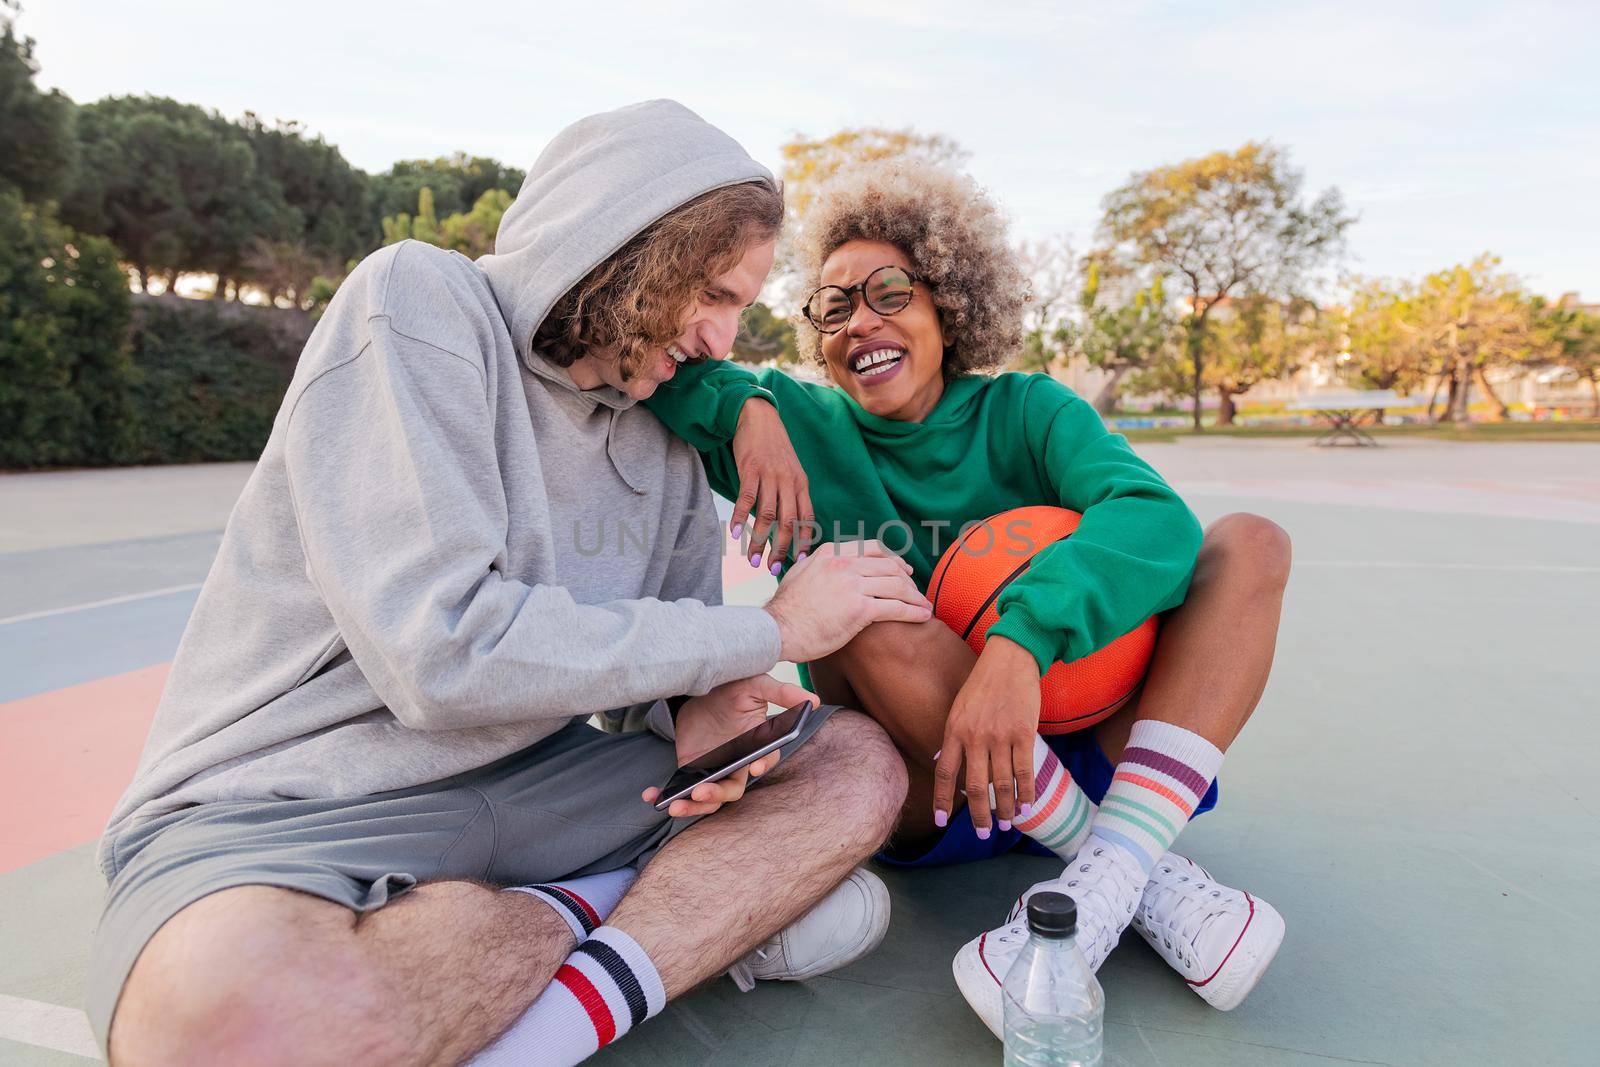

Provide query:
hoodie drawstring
left=605, top=407, right=648, bottom=495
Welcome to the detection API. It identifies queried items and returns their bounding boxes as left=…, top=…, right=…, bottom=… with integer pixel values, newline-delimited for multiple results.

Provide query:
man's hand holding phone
left=641, top=674, right=819, bottom=818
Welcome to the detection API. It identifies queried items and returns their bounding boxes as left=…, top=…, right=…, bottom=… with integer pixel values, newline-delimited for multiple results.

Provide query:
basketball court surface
left=3, top=437, right=1596, bottom=1065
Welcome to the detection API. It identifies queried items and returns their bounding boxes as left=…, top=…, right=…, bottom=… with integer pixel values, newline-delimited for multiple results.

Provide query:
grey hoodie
left=99, top=100, right=783, bottom=878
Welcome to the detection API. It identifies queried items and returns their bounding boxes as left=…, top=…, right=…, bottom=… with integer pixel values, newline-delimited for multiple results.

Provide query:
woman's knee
left=1202, top=513, right=1293, bottom=590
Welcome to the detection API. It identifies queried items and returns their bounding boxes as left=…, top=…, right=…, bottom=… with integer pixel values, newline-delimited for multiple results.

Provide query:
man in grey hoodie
left=94, top=100, right=932, bottom=1066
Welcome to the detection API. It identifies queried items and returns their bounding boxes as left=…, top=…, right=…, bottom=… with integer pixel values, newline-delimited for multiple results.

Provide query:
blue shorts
left=876, top=730, right=1219, bottom=868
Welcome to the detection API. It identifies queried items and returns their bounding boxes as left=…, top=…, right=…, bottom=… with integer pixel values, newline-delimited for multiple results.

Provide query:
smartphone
left=652, top=700, right=815, bottom=812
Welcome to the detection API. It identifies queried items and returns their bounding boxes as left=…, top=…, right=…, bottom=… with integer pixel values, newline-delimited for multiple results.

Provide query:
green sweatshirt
left=646, top=361, right=1204, bottom=675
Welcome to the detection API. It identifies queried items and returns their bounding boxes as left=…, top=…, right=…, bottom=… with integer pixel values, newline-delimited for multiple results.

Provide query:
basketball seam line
left=960, top=555, right=1037, bottom=642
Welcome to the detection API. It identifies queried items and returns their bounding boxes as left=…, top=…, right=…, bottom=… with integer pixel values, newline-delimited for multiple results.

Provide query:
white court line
left=0, top=583, right=202, bottom=627
left=1295, top=560, right=1600, bottom=574
left=0, top=993, right=101, bottom=1060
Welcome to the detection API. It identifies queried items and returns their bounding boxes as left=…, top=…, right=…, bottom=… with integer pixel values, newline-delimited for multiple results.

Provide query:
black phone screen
left=656, top=700, right=814, bottom=806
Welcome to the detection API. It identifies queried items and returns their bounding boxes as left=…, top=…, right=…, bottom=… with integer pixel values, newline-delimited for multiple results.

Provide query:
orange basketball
left=928, top=505, right=1158, bottom=734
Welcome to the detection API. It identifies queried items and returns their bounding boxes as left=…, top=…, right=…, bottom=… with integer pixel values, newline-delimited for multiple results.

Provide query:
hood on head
left=478, top=99, right=777, bottom=382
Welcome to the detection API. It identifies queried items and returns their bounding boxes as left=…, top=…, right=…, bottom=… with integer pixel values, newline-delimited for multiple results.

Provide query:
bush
left=0, top=186, right=135, bottom=468
left=123, top=300, right=294, bottom=464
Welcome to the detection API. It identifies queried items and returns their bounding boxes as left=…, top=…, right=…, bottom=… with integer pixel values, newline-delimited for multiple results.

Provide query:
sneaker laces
left=728, top=945, right=773, bottom=993
left=1144, top=875, right=1247, bottom=950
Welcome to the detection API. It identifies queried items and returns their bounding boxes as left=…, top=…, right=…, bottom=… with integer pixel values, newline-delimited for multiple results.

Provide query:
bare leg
left=1091, top=512, right=1292, bottom=760
left=814, top=513, right=1292, bottom=848
left=108, top=710, right=906, bottom=1067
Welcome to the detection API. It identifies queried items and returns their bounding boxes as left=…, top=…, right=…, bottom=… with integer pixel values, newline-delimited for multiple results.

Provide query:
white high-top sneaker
left=1130, top=853, right=1285, bottom=1011
left=727, top=867, right=891, bottom=991
left=952, top=844, right=1147, bottom=1039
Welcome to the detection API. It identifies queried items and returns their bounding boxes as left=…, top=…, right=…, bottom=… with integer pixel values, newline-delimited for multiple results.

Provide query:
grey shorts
left=88, top=707, right=838, bottom=1049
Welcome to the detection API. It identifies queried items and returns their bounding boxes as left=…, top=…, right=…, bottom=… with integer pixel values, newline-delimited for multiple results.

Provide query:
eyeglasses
left=803, top=265, right=921, bottom=335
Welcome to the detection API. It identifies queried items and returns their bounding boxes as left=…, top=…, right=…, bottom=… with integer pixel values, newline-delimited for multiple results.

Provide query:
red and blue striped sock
left=505, top=867, right=637, bottom=942
left=1086, top=720, right=1223, bottom=874
left=469, top=925, right=665, bottom=1066
left=1013, top=735, right=1096, bottom=861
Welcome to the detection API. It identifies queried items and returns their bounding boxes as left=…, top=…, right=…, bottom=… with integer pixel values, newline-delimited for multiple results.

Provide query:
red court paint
left=0, top=664, right=168, bottom=875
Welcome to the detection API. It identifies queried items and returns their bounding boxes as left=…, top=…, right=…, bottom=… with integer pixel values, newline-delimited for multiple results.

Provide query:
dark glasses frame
left=803, top=265, right=922, bottom=334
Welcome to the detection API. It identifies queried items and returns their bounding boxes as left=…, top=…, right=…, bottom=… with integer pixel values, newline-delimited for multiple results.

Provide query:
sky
left=21, top=0, right=1600, bottom=300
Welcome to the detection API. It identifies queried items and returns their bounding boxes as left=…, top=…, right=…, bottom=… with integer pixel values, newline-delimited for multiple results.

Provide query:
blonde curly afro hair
left=791, top=159, right=1029, bottom=376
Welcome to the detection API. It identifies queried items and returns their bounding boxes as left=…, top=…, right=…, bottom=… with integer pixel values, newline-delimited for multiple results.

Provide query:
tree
left=1404, top=256, right=1535, bottom=423
left=0, top=3, right=75, bottom=203
left=1338, top=277, right=1431, bottom=393
left=62, top=96, right=290, bottom=291
left=0, top=187, right=134, bottom=467
left=1204, top=296, right=1320, bottom=425
left=1072, top=263, right=1177, bottom=414
left=1099, top=142, right=1352, bottom=430
left=779, top=127, right=968, bottom=224
left=1013, top=236, right=1078, bottom=376
left=1534, top=297, right=1600, bottom=416
left=369, top=153, right=523, bottom=232
left=238, top=113, right=373, bottom=300
left=731, top=302, right=797, bottom=364
left=437, top=188, right=512, bottom=258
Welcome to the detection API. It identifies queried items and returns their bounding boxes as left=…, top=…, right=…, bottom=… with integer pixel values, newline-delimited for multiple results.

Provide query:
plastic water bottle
left=1002, top=891, right=1104, bottom=1066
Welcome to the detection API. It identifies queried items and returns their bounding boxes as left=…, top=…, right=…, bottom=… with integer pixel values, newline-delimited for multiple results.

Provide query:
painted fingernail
left=733, top=524, right=745, bottom=540
left=998, top=820, right=1012, bottom=832
left=1019, top=803, right=1033, bottom=819
left=932, top=748, right=942, bottom=760
left=797, top=551, right=807, bottom=561
left=750, top=553, right=761, bottom=567
left=934, top=810, right=948, bottom=828
left=770, top=561, right=783, bottom=576
left=976, top=826, right=991, bottom=841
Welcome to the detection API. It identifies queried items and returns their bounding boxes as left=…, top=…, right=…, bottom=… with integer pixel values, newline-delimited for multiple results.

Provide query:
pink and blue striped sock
left=1013, top=735, right=1096, bottom=861
left=1085, top=720, right=1223, bottom=874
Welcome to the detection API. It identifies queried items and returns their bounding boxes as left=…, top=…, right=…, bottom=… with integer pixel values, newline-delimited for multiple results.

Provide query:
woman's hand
left=932, top=636, right=1042, bottom=836
left=640, top=674, right=819, bottom=818
left=729, top=398, right=814, bottom=574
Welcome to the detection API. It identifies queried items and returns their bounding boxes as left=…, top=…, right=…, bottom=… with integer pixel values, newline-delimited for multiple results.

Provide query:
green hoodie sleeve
left=645, top=358, right=774, bottom=452
left=644, top=358, right=777, bottom=500
left=987, top=375, right=1204, bottom=675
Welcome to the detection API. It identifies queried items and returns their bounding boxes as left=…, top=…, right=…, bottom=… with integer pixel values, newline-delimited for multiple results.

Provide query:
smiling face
left=571, top=236, right=777, bottom=401
left=816, top=239, right=947, bottom=422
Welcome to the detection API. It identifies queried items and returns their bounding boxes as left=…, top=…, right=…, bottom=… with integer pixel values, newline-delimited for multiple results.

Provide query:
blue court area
left=2, top=439, right=1596, bottom=1064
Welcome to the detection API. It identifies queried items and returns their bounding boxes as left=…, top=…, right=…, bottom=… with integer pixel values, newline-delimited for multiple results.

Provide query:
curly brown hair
left=534, top=181, right=784, bottom=379
left=792, top=160, right=1028, bottom=376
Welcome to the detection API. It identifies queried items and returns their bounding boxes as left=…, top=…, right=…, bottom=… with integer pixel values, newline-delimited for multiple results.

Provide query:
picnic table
left=1287, top=391, right=1408, bottom=446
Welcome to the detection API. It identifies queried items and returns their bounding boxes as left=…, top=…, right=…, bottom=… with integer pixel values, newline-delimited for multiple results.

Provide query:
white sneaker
left=728, top=867, right=891, bottom=991
left=952, top=844, right=1146, bottom=1039
left=1130, top=853, right=1285, bottom=1011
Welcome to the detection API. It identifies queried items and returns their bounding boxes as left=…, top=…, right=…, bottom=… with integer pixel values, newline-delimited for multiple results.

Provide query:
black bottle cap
left=1026, top=891, right=1077, bottom=938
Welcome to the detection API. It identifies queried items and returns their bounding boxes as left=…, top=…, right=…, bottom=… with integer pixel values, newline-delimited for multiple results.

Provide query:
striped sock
left=1014, top=735, right=1096, bottom=861
left=469, top=925, right=665, bottom=1066
left=505, top=867, right=637, bottom=942
left=1086, top=719, right=1224, bottom=873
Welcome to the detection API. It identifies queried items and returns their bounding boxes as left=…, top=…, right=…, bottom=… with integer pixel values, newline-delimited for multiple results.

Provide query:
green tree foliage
left=1203, top=296, right=1323, bottom=425
left=1071, top=263, right=1177, bottom=414
left=1406, top=256, right=1535, bottom=423
left=123, top=301, right=292, bottom=463
left=1338, top=277, right=1430, bottom=393
left=238, top=112, right=373, bottom=300
left=0, top=3, right=75, bottom=202
left=1535, top=298, right=1600, bottom=415
left=0, top=187, right=134, bottom=467
left=62, top=95, right=290, bottom=291
left=1099, top=142, right=1352, bottom=429
left=731, top=302, right=798, bottom=364
left=382, top=187, right=512, bottom=259
left=369, top=152, right=523, bottom=231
